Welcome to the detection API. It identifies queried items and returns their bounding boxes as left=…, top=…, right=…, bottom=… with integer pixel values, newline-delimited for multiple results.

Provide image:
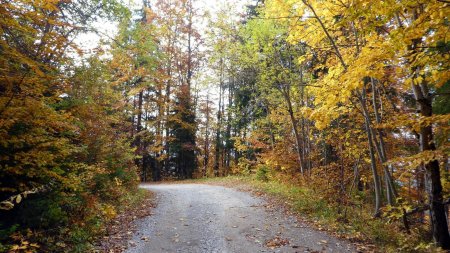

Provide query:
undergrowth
left=0, top=187, right=150, bottom=253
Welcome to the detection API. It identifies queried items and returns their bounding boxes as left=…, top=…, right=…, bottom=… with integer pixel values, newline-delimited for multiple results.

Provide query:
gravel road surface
left=125, top=183, right=355, bottom=253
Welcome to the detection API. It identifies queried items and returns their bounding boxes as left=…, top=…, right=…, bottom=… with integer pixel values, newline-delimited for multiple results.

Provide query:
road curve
left=125, top=183, right=355, bottom=253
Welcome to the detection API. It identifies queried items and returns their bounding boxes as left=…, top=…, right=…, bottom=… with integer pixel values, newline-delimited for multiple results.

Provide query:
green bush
left=8, top=192, right=68, bottom=231
left=256, top=164, right=270, bottom=182
left=237, top=157, right=254, bottom=175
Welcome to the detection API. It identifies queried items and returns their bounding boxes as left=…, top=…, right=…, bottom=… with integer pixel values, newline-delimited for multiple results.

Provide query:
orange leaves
left=265, top=236, right=290, bottom=249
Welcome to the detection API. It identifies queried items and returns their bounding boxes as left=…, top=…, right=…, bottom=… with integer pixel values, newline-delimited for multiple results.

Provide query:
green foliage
left=68, top=226, right=94, bottom=253
left=17, top=194, right=68, bottom=229
left=255, top=164, right=270, bottom=182
left=0, top=224, right=18, bottom=251
left=433, top=81, right=450, bottom=115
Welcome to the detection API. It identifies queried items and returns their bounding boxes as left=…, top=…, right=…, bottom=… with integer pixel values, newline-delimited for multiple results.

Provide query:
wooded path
left=125, top=184, right=355, bottom=253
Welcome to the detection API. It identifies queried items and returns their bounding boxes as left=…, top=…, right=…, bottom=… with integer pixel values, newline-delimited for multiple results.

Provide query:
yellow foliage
left=101, top=204, right=117, bottom=220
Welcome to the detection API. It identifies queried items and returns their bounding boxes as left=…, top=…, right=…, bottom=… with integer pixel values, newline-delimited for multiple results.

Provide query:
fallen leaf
left=265, top=236, right=289, bottom=249
left=16, top=195, right=22, bottom=204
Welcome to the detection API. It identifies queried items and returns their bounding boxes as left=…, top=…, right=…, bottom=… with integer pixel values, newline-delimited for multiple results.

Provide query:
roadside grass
left=191, top=176, right=442, bottom=253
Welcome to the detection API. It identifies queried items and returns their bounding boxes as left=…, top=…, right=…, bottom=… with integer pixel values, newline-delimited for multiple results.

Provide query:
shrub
left=256, top=164, right=270, bottom=182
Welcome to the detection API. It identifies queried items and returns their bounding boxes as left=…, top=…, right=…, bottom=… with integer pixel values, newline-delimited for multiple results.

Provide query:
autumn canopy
left=0, top=0, right=449, bottom=251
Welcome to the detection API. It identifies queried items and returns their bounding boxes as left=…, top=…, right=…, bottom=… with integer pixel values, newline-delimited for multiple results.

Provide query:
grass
left=190, top=175, right=443, bottom=253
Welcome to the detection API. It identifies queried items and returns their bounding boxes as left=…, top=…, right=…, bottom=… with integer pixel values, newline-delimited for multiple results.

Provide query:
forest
left=0, top=0, right=449, bottom=252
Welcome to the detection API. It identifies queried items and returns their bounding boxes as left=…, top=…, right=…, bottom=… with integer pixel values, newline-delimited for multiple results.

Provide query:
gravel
left=125, top=183, right=356, bottom=253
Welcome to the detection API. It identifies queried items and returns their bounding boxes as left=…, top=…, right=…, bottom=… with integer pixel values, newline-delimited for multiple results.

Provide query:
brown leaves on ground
left=94, top=191, right=155, bottom=253
left=265, top=236, right=289, bottom=249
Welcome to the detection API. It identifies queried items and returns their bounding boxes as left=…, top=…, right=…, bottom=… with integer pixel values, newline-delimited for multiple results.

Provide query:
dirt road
left=125, top=184, right=355, bottom=253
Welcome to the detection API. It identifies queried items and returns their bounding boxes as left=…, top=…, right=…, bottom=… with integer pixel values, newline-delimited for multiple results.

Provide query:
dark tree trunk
left=136, top=91, right=144, bottom=181
left=412, top=82, right=450, bottom=249
left=214, top=79, right=223, bottom=177
left=204, top=95, right=210, bottom=177
left=224, top=77, right=234, bottom=174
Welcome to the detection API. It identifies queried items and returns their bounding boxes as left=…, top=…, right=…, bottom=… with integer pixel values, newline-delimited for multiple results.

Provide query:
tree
left=262, top=0, right=450, bottom=247
left=0, top=1, right=142, bottom=250
left=203, top=0, right=449, bottom=249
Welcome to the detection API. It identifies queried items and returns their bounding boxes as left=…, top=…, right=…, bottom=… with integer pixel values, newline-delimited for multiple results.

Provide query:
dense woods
left=0, top=0, right=449, bottom=252
left=203, top=0, right=450, bottom=250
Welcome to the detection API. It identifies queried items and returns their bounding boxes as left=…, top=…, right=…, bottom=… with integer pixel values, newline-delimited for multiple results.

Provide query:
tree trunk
left=136, top=91, right=144, bottom=181
left=358, top=88, right=382, bottom=216
left=408, top=5, right=450, bottom=242
left=364, top=114, right=382, bottom=217
left=370, top=78, right=397, bottom=205
left=214, top=64, right=223, bottom=177
left=224, top=77, right=234, bottom=174
left=204, top=94, right=210, bottom=177
left=281, top=86, right=304, bottom=174
left=412, top=81, right=450, bottom=249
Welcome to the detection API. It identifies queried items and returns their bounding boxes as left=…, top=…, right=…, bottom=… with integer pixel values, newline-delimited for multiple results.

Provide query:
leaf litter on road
left=265, top=236, right=290, bottom=249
